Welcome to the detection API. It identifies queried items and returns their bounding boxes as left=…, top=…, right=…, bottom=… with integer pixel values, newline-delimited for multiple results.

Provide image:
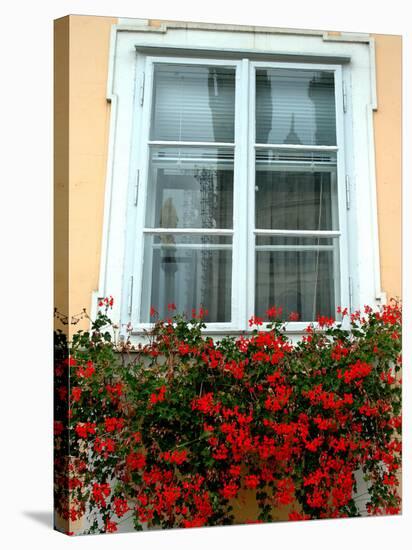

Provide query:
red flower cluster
left=98, top=296, right=114, bottom=308
left=274, top=478, right=295, bottom=505
left=105, top=383, right=123, bottom=400
left=56, top=301, right=401, bottom=534
left=380, top=370, right=396, bottom=385
left=77, top=361, right=95, bottom=378
left=192, top=307, right=209, bottom=319
left=113, top=497, right=129, bottom=518
left=126, top=452, right=146, bottom=471
left=75, top=422, right=96, bottom=438
left=222, top=482, right=239, bottom=499
left=224, top=359, right=248, bottom=380
left=92, top=483, right=111, bottom=508
left=244, top=475, right=260, bottom=489
left=303, top=384, right=354, bottom=411
left=94, top=437, right=116, bottom=455
left=71, top=387, right=82, bottom=402
left=331, top=340, right=349, bottom=361
left=264, top=384, right=293, bottom=412
left=317, top=315, right=335, bottom=328
left=149, top=385, right=166, bottom=405
left=105, top=520, right=117, bottom=533
left=191, top=392, right=220, bottom=415
left=161, top=449, right=188, bottom=465
left=104, top=417, right=124, bottom=433
left=248, top=315, right=263, bottom=327
left=339, top=360, right=372, bottom=384
left=375, top=303, right=402, bottom=325
left=266, top=306, right=282, bottom=318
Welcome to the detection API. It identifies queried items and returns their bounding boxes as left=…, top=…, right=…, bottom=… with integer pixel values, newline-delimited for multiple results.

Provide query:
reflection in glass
left=256, top=69, right=336, bottom=146
left=151, top=64, right=236, bottom=143
left=146, top=147, right=234, bottom=229
left=141, top=235, right=232, bottom=322
left=255, top=236, right=339, bottom=321
left=255, top=150, right=338, bottom=230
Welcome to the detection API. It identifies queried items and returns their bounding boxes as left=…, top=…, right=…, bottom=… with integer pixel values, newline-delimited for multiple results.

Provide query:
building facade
left=54, top=15, right=402, bottom=532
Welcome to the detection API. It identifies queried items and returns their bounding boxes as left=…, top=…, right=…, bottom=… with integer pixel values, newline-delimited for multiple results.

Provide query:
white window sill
left=128, top=320, right=347, bottom=338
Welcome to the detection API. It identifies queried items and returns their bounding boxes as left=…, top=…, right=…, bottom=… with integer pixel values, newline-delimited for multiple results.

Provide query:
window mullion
left=254, top=229, right=341, bottom=235
left=255, top=144, right=338, bottom=151
left=333, top=66, right=351, bottom=314
left=235, top=58, right=251, bottom=330
left=143, top=228, right=234, bottom=235
left=148, top=140, right=235, bottom=147
left=246, top=60, right=256, bottom=328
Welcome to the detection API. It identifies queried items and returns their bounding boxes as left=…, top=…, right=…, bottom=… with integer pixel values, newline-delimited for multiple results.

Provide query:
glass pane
left=255, top=236, right=339, bottom=321
left=146, top=147, right=234, bottom=229
left=151, top=64, right=236, bottom=142
left=256, top=69, right=336, bottom=146
left=141, top=234, right=232, bottom=322
left=255, top=149, right=338, bottom=230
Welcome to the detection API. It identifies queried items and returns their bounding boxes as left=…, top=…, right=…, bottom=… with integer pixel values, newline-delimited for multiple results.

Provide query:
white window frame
left=247, top=60, right=349, bottom=332
left=131, top=56, right=244, bottom=333
left=97, top=24, right=383, bottom=337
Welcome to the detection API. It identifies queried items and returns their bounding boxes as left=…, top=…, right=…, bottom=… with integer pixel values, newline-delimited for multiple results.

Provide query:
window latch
left=134, top=170, right=140, bottom=206
left=342, top=80, right=347, bottom=113
left=128, top=275, right=134, bottom=316
left=345, top=175, right=350, bottom=210
left=139, top=72, right=145, bottom=106
left=348, top=276, right=353, bottom=312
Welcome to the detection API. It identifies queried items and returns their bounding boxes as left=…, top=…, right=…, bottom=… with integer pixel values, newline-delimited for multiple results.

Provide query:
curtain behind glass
left=255, top=236, right=338, bottom=321
left=141, top=235, right=232, bottom=322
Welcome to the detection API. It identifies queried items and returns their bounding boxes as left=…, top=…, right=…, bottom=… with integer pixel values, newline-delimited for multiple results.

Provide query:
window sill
left=129, top=320, right=347, bottom=338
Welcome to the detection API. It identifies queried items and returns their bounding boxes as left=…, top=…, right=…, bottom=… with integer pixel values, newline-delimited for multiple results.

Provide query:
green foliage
left=54, top=302, right=402, bottom=534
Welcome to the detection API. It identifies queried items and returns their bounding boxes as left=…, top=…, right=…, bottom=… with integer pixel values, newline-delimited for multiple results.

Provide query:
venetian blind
left=150, top=64, right=236, bottom=143
left=255, top=68, right=336, bottom=146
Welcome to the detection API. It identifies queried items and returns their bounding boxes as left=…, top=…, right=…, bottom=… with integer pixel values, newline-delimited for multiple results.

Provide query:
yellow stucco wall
left=54, top=17, right=69, bottom=334
left=372, top=34, right=402, bottom=302
left=54, top=15, right=116, bottom=334
left=54, top=16, right=402, bottom=532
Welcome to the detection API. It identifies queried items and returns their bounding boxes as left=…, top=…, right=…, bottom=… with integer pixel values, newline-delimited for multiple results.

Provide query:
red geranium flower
left=244, top=475, right=260, bottom=489
left=105, top=520, right=117, bottom=533
left=126, top=452, right=146, bottom=471
left=266, top=306, right=282, bottom=319
left=248, top=315, right=263, bottom=327
left=71, top=387, right=82, bottom=402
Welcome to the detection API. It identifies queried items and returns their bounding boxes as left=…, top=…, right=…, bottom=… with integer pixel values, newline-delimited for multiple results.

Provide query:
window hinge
left=348, top=276, right=353, bottom=312
left=345, top=175, right=350, bottom=210
left=139, top=72, right=145, bottom=106
left=128, top=275, right=134, bottom=316
left=133, top=170, right=140, bottom=206
left=342, top=80, right=347, bottom=113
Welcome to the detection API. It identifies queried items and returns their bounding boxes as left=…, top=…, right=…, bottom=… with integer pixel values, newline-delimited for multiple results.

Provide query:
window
left=99, top=27, right=382, bottom=335
left=127, top=56, right=348, bottom=331
left=140, top=62, right=237, bottom=327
